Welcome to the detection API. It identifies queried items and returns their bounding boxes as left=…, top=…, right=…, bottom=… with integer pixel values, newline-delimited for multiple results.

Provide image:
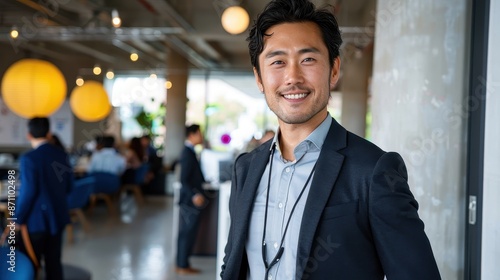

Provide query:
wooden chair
left=1, top=225, right=39, bottom=279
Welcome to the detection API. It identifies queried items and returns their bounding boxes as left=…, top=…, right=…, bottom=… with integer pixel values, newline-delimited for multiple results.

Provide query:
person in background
left=176, top=124, right=207, bottom=275
left=243, top=129, right=276, bottom=153
left=220, top=0, right=441, bottom=279
left=260, top=129, right=275, bottom=144
left=87, top=135, right=126, bottom=176
left=124, top=137, right=146, bottom=169
left=15, top=117, right=73, bottom=280
left=140, top=135, right=157, bottom=160
left=122, top=137, right=147, bottom=184
left=49, top=133, right=66, bottom=152
left=140, top=134, right=161, bottom=186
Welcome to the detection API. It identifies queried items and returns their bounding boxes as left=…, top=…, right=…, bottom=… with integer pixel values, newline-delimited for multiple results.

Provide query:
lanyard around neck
left=261, top=143, right=317, bottom=279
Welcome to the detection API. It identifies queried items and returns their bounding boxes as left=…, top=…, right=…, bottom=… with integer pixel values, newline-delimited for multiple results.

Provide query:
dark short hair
left=185, top=124, right=200, bottom=137
left=102, top=135, right=115, bottom=148
left=247, top=0, right=342, bottom=75
left=28, top=117, right=50, bottom=138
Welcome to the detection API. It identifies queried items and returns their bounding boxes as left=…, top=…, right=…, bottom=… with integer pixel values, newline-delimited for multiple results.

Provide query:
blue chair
left=66, top=176, right=95, bottom=242
left=121, top=163, right=149, bottom=205
left=88, top=172, right=121, bottom=215
left=68, top=176, right=95, bottom=209
left=0, top=246, right=36, bottom=280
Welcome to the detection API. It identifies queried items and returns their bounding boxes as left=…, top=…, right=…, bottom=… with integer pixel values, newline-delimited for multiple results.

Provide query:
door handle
left=468, top=195, right=477, bottom=225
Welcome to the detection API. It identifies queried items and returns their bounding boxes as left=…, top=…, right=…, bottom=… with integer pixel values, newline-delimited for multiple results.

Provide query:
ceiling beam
left=0, top=27, right=184, bottom=41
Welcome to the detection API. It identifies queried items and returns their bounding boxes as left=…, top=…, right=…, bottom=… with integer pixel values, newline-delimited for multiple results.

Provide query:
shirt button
left=274, top=242, right=278, bottom=249
left=268, top=276, right=273, bottom=280
left=285, top=167, right=290, bottom=173
left=278, top=202, right=283, bottom=209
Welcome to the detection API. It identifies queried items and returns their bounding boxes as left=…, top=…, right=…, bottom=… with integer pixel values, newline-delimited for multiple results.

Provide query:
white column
left=164, top=50, right=189, bottom=167
left=371, top=1, right=469, bottom=279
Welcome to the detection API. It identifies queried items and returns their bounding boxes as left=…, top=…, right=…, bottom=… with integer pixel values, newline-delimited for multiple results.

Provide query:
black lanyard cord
left=261, top=143, right=317, bottom=278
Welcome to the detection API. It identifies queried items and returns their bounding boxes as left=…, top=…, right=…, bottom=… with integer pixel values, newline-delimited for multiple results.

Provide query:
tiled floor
left=62, top=195, right=217, bottom=280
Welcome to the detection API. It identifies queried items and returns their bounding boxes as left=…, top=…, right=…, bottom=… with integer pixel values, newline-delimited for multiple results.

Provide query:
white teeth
left=283, top=93, right=307, bottom=99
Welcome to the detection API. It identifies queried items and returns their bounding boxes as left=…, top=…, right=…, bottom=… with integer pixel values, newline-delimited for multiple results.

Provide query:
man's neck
left=277, top=112, right=328, bottom=161
left=31, top=138, right=48, bottom=149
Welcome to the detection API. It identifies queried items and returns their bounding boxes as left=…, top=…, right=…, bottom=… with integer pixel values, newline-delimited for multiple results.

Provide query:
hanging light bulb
left=130, top=52, right=139, bottom=61
left=111, top=9, right=121, bottom=28
left=93, top=64, right=102, bottom=75
left=10, top=26, right=19, bottom=39
left=221, top=6, right=250, bottom=35
left=106, top=69, right=115, bottom=79
left=76, top=76, right=85, bottom=86
left=150, top=73, right=157, bottom=79
left=165, top=81, right=172, bottom=89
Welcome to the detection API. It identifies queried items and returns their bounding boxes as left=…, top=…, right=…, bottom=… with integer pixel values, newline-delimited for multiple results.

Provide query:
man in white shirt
left=87, top=135, right=126, bottom=175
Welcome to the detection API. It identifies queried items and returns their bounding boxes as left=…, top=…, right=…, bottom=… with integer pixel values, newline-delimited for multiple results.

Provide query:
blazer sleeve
left=16, top=155, right=37, bottom=225
left=369, top=152, right=441, bottom=280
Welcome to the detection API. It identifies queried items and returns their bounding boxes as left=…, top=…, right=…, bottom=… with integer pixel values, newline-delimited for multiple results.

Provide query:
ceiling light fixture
left=165, top=81, right=172, bottom=89
left=111, top=9, right=121, bottom=28
left=93, top=64, right=102, bottom=75
left=130, top=52, right=139, bottom=62
left=106, top=70, right=115, bottom=79
left=10, top=26, right=19, bottom=39
left=76, top=76, right=85, bottom=86
left=221, top=6, right=250, bottom=35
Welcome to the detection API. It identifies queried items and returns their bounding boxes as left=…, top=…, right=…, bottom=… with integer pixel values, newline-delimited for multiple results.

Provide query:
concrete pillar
left=340, top=44, right=372, bottom=137
left=164, top=50, right=189, bottom=166
left=371, top=1, right=469, bottom=279
left=482, top=0, right=500, bottom=278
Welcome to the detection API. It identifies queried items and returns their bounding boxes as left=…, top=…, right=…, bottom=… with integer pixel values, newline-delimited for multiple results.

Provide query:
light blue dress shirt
left=87, top=148, right=126, bottom=175
left=246, top=115, right=332, bottom=280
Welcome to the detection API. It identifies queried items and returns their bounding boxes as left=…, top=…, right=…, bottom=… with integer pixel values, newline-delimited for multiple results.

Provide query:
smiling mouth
left=283, top=93, right=308, bottom=100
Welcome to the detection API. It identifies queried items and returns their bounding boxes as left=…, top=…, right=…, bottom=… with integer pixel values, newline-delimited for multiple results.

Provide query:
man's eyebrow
left=264, top=47, right=321, bottom=59
left=298, top=47, right=321, bottom=54
left=264, top=50, right=286, bottom=59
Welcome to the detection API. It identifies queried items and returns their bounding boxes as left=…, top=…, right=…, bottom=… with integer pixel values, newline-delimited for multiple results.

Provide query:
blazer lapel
left=295, top=119, right=347, bottom=279
left=233, top=142, right=273, bottom=242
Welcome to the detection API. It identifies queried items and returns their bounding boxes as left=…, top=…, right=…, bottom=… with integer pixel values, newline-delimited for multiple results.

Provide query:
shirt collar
left=185, top=140, right=195, bottom=151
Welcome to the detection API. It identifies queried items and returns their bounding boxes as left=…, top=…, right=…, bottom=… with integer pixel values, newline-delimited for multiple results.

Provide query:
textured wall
left=482, top=0, right=500, bottom=278
left=370, top=0, right=469, bottom=279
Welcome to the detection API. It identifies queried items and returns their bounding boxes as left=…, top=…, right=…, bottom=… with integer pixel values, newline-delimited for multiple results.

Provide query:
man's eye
left=303, top=57, right=315, bottom=62
left=271, top=61, right=284, bottom=65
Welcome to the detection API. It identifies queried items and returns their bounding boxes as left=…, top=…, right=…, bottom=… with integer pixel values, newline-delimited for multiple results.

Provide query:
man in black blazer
left=221, top=0, right=441, bottom=279
left=176, top=124, right=207, bottom=275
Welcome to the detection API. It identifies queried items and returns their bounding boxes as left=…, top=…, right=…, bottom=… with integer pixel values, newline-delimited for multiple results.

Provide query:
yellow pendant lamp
left=221, top=6, right=250, bottom=35
left=70, top=80, right=111, bottom=122
left=1, top=58, right=67, bottom=118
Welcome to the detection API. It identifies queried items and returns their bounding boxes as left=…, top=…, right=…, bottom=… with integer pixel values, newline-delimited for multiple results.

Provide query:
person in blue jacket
left=16, top=117, right=73, bottom=280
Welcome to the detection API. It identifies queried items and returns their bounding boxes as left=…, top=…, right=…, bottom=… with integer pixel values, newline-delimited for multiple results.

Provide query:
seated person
left=87, top=135, right=126, bottom=175
left=122, top=137, right=148, bottom=184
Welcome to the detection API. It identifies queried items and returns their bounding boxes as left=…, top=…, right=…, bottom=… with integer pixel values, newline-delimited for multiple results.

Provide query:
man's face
left=192, top=130, right=203, bottom=146
left=254, top=22, right=340, bottom=126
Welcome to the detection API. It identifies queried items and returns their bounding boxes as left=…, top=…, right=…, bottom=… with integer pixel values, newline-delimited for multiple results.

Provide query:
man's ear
left=253, top=67, right=264, bottom=92
left=329, top=57, right=341, bottom=90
